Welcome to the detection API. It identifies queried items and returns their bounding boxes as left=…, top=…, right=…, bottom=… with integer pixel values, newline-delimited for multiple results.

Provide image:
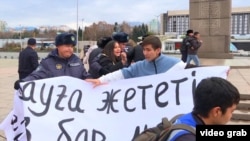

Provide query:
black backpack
left=133, top=114, right=196, bottom=141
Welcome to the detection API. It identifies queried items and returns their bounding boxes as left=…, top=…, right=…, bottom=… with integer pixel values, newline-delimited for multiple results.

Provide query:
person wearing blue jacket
left=86, top=35, right=186, bottom=86
left=14, top=33, right=91, bottom=90
left=166, top=77, right=240, bottom=141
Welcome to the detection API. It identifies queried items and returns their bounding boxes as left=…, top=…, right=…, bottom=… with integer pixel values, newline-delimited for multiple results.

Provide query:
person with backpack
left=180, top=29, right=193, bottom=62
left=134, top=77, right=240, bottom=141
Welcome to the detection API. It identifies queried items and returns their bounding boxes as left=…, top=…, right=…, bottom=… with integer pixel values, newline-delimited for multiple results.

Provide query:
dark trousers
left=180, top=50, right=188, bottom=62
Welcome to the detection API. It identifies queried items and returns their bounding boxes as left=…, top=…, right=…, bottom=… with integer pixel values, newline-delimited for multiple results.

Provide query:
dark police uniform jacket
left=22, top=49, right=91, bottom=81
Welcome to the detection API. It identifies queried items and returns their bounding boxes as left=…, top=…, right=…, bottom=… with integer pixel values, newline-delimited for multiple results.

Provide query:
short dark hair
left=186, top=29, right=193, bottom=36
left=141, top=35, right=161, bottom=50
left=27, top=38, right=36, bottom=46
left=193, top=77, right=240, bottom=117
left=97, top=36, right=112, bottom=49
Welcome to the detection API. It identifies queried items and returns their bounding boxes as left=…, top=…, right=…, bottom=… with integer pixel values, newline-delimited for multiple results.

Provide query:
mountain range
left=7, top=21, right=144, bottom=32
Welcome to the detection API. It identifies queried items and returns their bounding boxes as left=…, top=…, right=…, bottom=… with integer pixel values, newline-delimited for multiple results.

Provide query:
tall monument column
left=190, top=0, right=233, bottom=59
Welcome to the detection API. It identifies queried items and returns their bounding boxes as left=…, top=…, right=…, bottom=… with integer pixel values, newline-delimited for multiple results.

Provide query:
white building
left=148, top=19, right=159, bottom=34
left=161, top=7, right=250, bottom=35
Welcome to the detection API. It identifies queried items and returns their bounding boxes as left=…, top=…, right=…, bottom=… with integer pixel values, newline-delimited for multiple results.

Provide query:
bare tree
left=120, top=21, right=132, bottom=34
left=84, top=21, right=114, bottom=40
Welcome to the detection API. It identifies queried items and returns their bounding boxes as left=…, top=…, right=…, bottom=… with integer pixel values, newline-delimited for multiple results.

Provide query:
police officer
left=18, top=38, right=39, bottom=79
left=14, top=33, right=91, bottom=90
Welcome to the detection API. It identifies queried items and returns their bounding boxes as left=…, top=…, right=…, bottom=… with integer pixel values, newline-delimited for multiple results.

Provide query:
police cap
left=112, top=32, right=129, bottom=43
left=55, top=33, right=77, bottom=46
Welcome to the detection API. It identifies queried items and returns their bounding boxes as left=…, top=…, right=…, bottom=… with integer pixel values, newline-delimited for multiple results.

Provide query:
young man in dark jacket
left=14, top=33, right=91, bottom=90
left=180, top=29, right=193, bottom=62
left=18, top=38, right=39, bottom=79
left=186, top=32, right=202, bottom=67
left=128, top=34, right=148, bottom=64
left=167, top=77, right=240, bottom=141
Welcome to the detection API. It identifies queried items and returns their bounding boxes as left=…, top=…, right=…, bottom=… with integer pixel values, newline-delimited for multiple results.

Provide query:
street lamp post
left=82, top=18, right=84, bottom=41
left=155, top=15, right=160, bottom=35
left=76, top=0, right=79, bottom=54
left=19, top=24, right=22, bottom=51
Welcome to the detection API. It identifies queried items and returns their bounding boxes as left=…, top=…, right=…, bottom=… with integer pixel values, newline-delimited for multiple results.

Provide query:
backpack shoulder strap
left=169, top=114, right=184, bottom=123
left=170, top=124, right=196, bottom=134
left=169, top=114, right=196, bottom=134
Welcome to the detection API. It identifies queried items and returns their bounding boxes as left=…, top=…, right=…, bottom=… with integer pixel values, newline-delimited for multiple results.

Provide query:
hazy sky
left=0, top=0, right=249, bottom=29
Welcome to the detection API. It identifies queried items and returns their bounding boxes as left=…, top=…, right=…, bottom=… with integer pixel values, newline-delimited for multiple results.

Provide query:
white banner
left=0, top=66, right=229, bottom=141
